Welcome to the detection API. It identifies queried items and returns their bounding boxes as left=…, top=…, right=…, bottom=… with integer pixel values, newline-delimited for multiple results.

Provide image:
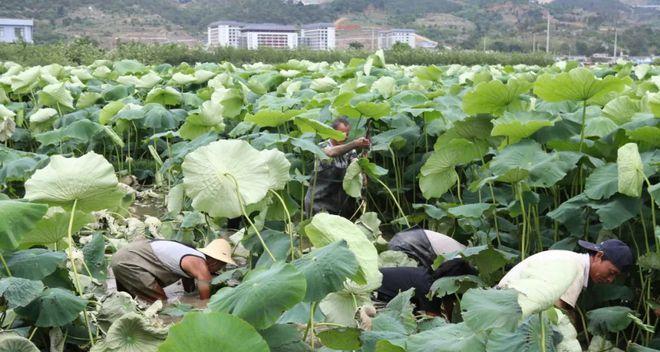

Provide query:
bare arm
left=555, top=299, right=577, bottom=324
left=324, top=137, right=371, bottom=158
left=181, top=256, right=213, bottom=300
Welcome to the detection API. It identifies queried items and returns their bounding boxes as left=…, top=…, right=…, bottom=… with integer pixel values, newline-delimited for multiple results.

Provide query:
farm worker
left=376, top=258, right=477, bottom=319
left=304, top=116, right=371, bottom=218
left=110, top=238, right=236, bottom=302
left=498, top=239, right=632, bottom=318
left=388, top=228, right=466, bottom=270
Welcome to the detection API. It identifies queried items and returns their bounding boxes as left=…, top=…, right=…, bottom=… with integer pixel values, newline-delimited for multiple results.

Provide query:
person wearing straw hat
left=110, top=238, right=236, bottom=302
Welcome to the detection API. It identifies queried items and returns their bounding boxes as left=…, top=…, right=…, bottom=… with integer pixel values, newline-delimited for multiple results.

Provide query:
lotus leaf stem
left=269, top=189, right=296, bottom=260
left=0, top=253, right=11, bottom=276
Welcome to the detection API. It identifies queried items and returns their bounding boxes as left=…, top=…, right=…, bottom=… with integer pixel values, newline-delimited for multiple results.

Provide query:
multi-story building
left=241, top=23, right=298, bottom=50
left=207, top=21, right=335, bottom=50
left=207, top=21, right=244, bottom=48
left=377, top=29, right=416, bottom=49
left=0, top=18, right=34, bottom=43
left=300, top=23, right=335, bottom=50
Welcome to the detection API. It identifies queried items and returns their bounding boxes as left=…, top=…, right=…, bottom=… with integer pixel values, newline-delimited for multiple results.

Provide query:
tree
left=348, top=41, right=364, bottom=50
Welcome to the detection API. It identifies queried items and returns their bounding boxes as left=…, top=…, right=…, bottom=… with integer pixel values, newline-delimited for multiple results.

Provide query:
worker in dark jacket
left=304, top=117, right=371, bottom=218
left=110, top=238, right=235, bottom=302
left=388, top=228, right=466, bottom=270
left=377, top=258, right=477, bottom=318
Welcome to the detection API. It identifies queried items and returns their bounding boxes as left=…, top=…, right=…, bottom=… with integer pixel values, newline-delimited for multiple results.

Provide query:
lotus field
left=0, top=51, right=658, bottom=351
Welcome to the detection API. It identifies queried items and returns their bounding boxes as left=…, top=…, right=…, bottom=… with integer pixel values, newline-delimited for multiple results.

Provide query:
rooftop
left=241, top=23, right=297, bottom=32
left=208, top=20, right=245, bottom=27
left=0, top=18, right=34, bottom=26
left=301, top=23, right=335, bottom=29
left=380, top=28, right=416, bottom=34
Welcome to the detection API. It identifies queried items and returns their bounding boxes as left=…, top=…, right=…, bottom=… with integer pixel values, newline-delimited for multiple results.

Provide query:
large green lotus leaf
left=603, top=96, right=640, bottom=125
left=38, top=83, right=74, bottom=110
left=584, top=116, right=619, bottom=138
left=6, top=249, right=67, bottom=280
left=22, top=207, right=93, bottom=247
left=208, top=262, right=306, bottom=329
left=626, top=126, right=660, bottom=147
left=34, top=119, right=104, bottom=147
left=28, top=107, right=58, bottom=124
left=24, top=152, right=124, bottom=212
left=371, top=76, right=396, bottom=98
left=145, top=87, right=182, bottom=106
left=261, top=148, right=291, bottom=190
left=460, top=288, right=521, bottom=332
left=259, top=324, right=310, bottom=352
left=244, top=109, right=302, bottom=127
left=305, top=213, right=382, bottom=293
left=292, top=240, right=360, bottom=302
left=15, top=288, right=88, bottom=327
left=182, top=140, right=285, bottom=218
left=589, top=195, right=640, bottom=230
left=343, top=159, right=363, bottom=198
left=317, top=327, right=362, bottom=350
left=98, top=101, right=125, bottom=125
left=9, top=66, right=41, bottom=93
left=617, top=143, right=644, bottom=197
left=491, top=111, right=555, bottom=145
left=113, top=60, right=145, bottom=75
left=462, top=78, right=531, bottom=116
left=294, top=116, right=345, bottom=141
left=355, top=101, right=391, bottom=119
left=91, top=313, right=167, bottom=352
left=83, top=232, right=108, bottom=280
left=406, top=323, right=485, bottom=352
left=116, top=71, right=161, bottom=89
left=430, top=275, right=484, bottom=298
left=434, top=116, right=493, bottom=149
left=310, top=76, right=337, bottom=92
left=211, top=87, right=243, bottom=118
left=318, top=291, right=371, bottom=327
left=503, top=257, right=579, bottom=317
left=0, top=277, right=44, bottom=308
left=419, top=138, right=488, bottom=199
left=159, top=312, right=269, bottom=352
left=448, top=203, right=491, bottom=219
left=533, top=68, right=627, bottom=103
left=585, top=163, right=618, bottom=200
left=0, top=333, right=40, bottom=352
left=489, top=140, right=580, bottom=187
left=247, top=71, right=284, bottom=95
left=586, top=306, right=634, bottom=336
left=447, top=245, right=516, bottom=276
left=0, top=200, right=47, bottom=250
left=485, top=314, right=556, bottom=352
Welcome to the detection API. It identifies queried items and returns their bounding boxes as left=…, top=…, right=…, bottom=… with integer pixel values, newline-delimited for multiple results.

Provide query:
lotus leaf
left=91, top=313, right=167, bottom=352
left=586, top=306, right=634, bottom=336
left=491, top=111, right=555, bottom=144
left=0, top=200, right=48, bottom=250
left=208, top=262, right=306, bottom=329
left=15, top=288, right=88, bottom=327
left=485, top=314, right=557, bottom=352
left=6, top=249, right=67, bottom=280
left=0, top=333, right=40, bottom=352
left=159, top=312, right=269, bottom=352
left=24, top=152, right=125, bottom=212
left=460, top=288, right=521, bottom=332
left=38, top=83, right=74, bottom=110
left=533, top=67, right=627, bottom=103
left=145, top=87, right=182, bottom=106
left=462, top=78, right=531, bottom=116
left=617, top=143, right=644, bottom=197
left=259, top=324, right=310, bottom=352
left=0, top=277, right=44, bottom=308
left=406, top=323, right=485, bottom=352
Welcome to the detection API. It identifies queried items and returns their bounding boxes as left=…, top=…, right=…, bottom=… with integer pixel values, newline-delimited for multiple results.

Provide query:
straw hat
left=198, top=239, right=236, bottom=265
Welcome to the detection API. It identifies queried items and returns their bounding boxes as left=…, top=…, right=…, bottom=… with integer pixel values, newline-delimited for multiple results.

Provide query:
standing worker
left=498, top=239, right=633, bottom=319
left=110, top=238, right=236, bottom=302
left=388, top=228, right=466, bottom=270
left=304, top=117, right=371, bottom=218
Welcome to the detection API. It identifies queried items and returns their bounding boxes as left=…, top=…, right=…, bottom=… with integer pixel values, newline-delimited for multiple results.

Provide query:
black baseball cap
left=578, top=239, right=633, bottom=272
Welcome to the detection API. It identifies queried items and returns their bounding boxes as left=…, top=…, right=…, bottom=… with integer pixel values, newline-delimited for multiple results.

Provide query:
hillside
left=0, top=0, right=658, bottom=55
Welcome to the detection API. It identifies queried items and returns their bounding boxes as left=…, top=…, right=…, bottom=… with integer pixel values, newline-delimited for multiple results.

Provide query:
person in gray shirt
left=111, top=238, right=236, bottom=302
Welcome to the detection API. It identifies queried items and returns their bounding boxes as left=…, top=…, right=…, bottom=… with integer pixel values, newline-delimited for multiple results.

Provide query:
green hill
left=0, top=0, right=657, bottom=55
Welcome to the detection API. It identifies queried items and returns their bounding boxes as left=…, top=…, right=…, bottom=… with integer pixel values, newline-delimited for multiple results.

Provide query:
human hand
left=353, top=137, right=371, bottom=148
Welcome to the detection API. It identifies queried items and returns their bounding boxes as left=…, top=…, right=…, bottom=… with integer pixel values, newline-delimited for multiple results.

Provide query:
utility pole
left=371, top=28, right=375, bottom=50
left=532, top=33, right=536, bottom=52
left=483, top=37, right=487, bottom=51
left=613, top=25, right=618, bottom=59
left=546, top=10, right=550, bottom=53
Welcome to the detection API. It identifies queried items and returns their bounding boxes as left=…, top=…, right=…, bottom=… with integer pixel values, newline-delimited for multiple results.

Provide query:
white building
left=0, top=18, right=34, bottom=43
left=300, top=23, right=335, bottom=50
left=207, top=21, right=244, bottom=48
left=240, top=23, right=298, bottom=50
left=378, top=29, right=416, bottom=49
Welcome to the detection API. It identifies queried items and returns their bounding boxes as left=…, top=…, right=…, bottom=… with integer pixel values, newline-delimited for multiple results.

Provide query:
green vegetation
left=0, top=41, right=554, bottom=67
left=0, top=51, right=658, bottom=351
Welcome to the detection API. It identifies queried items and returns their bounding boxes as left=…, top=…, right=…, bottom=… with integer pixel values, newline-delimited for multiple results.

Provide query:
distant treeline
left=0, top=40, right=554, bottom=67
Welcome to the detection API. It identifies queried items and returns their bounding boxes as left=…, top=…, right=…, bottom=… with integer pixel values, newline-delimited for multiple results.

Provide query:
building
left=207, top=21, right=244, bottom=48
left=378, top=29, right=416, bottom=49
left=300, top=23, right=335, bottom=50
left=241, top=23, right=298, bottom=50
left=0, top=18, right=34, bottom=43
left=207, top=21, right=335, bottom=50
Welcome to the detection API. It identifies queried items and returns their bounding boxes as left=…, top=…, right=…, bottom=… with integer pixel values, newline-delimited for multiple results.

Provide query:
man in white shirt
left=498, top=239, right=633, bottom=316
